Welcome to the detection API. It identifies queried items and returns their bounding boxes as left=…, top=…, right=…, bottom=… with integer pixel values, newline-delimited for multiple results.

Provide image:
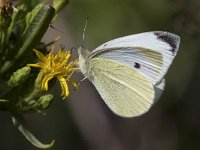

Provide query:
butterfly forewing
left=90, top=31, right=180, bottom=85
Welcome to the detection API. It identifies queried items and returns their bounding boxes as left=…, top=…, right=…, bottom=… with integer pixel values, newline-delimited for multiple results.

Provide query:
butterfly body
left=78, top=31, right=180, bottom=117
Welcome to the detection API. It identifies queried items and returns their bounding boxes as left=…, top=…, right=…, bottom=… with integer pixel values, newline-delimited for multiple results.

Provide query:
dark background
left=1, top=0, right=200, bottom=149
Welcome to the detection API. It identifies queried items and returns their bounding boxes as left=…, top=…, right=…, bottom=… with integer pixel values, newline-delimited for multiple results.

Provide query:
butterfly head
left=78, top=46, right=88, bottom=57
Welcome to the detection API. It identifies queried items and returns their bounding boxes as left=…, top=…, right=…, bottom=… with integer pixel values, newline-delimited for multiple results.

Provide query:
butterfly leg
left=78, top=77, right=87, bottom=86
left=66, top=71, right=74, bottom=80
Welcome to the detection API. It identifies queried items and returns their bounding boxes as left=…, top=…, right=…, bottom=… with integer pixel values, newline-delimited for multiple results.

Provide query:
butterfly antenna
left=82, top=17, right=89, bottom=46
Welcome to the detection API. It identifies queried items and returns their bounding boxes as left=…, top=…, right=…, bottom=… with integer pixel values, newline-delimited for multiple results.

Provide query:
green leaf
left=0, top=4, right=55, bottom=75
left=19, top=0, right=41, bottom=9
left=25, top=4, right=43, bottom=26
left=53, top=0, right=69, bottom=13
left=12, top=115, right=55, bottom=149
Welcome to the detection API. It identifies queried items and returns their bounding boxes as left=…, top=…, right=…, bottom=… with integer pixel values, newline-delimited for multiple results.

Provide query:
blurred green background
left=1, top=0, right=200, bottom=149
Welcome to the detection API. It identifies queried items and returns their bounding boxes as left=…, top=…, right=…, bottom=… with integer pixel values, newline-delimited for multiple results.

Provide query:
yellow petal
left=58, top=76, right=69, bottom=98
left=69, top=78, right=79, bottom=89
left=33, top=49, right=49, bottom=63
left=64, top=52, right=71, bottom=61
left=41, top=74, right=54, bottom=91
left=47, top=50, right=54, bottom=61
left=27, top=62, right=46, bottom=68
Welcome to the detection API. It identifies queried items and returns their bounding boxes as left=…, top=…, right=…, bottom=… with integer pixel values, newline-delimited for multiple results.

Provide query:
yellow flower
left=28, top=47, right=78, bottom=98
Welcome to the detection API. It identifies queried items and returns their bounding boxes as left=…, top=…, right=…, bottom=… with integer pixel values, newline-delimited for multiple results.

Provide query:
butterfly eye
left=134, top=62, right=140, bottom=69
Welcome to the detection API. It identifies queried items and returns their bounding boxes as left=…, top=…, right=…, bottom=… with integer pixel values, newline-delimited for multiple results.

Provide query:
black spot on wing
left=134, top=62, right=140, bottom=69
left=154, top=32, right=179, bottom=54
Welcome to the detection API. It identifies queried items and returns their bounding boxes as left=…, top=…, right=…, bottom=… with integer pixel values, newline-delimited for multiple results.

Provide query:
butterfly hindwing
left=88, top=58, right=155, bottom=117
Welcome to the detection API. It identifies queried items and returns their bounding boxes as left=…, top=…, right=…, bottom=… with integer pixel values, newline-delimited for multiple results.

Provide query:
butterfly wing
left=88, top=58, right=155, bottom=117
left=78, top=31, right=180, bottom=117
left=89, top=31, right=180, bottom=87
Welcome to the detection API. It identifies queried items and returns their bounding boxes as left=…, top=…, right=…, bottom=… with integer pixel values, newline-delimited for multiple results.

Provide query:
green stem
left=12, top=115, right=55, bottom=149
left=0, top=99, right=9, bottom=111
left=23, top=72, right=43, bottom=104
left=0, top=28, right=8, bottom=68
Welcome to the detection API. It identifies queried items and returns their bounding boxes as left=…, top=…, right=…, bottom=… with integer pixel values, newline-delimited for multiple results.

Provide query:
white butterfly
left=78, top=31, right=180, bottom=117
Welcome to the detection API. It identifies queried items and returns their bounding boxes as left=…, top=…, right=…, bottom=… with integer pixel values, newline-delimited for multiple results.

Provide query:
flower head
left=28, top=47, right=78, bottom=98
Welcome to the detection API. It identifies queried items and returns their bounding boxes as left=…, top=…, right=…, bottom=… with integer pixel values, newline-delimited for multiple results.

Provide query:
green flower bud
left=35, top=94, right=54, bottom=110
left=8, top=66, right=31, bottom=87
